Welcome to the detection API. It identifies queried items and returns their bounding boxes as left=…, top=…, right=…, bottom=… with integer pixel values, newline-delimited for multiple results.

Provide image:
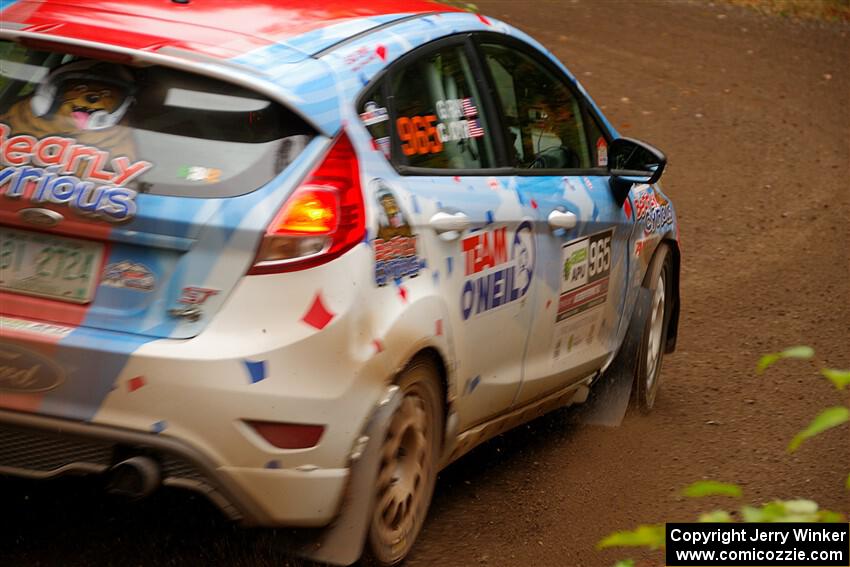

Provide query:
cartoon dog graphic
left=0, top=59, right=137, bottom=160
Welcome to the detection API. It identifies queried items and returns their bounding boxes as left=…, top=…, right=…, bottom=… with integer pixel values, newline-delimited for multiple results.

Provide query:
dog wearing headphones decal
left=1, top=59, right=137, bottom=157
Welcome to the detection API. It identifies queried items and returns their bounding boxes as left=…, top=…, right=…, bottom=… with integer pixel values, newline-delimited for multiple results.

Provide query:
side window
left=480, top=43, right=591, bottom=170
left=389, top=45, right=495, bottom=170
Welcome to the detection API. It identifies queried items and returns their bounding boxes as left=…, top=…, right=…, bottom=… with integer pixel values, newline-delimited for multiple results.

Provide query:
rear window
left=0, top=41, right=314, bottom=200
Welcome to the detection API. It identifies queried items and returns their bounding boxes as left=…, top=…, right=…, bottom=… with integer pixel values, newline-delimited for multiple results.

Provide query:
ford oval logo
left=18, top=208, right=64, bottom=227
left=0, top=343, right=64, bottom=393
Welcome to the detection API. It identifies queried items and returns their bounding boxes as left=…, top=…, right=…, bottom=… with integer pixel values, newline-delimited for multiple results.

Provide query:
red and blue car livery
left=0, top=1, right=680, bottom=564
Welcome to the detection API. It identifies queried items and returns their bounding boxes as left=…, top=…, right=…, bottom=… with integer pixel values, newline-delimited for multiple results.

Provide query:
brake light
left=249, top=132, right=365, bottom=274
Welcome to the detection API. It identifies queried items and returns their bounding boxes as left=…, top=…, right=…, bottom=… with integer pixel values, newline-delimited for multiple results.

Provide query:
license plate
left=0, top=228, right=104, bottom=304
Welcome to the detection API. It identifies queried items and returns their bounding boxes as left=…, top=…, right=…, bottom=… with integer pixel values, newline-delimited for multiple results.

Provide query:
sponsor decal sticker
left=375, top=136, right=391, bottom=158
left=435, top=97, right=485, bottom=142
left=596, top=136, right=608, bottom=166
left=460, top=221, right=535, bottom=320
left=558, top=229, right=613, bottom=323
left=373, top=180, right=421, bottom=286
left=344, top=45, right=387, bottom=72
left=177, top=165, right=221, bottom=184
left=167, top=286, right=219, bottom=321
left=634, top=235, right=659, bottom=258
left=359, top=101, right=389, bottom=126
left=552, top=311, right=598, bottom=362
left=634, top=238, right=648, bottom=257
left=101, top=261, right=155, bottom=292
left=0, top=124, right=150, bottom=222
left=0, top=316, right=73, bottom=338
left=633, top=185, right=673, bottom=235
left=178, top=286, right=220, bottom=305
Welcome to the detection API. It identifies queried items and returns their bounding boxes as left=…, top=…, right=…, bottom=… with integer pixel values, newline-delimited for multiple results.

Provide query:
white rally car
left=0, top=0, right=680, bottom=564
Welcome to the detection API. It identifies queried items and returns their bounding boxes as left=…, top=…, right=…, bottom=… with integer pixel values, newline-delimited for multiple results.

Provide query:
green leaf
left=781, top=345, right=815, bottom=358
left=756, top=353, right=780, bottom=374
left=757, top=346, right=814, bottom=374
left=783, top=500, right=818, bottom=514
left=821, top=368, right=850, bottom=390
left=819, top=510, right=846, bottom=522
left=613, top=561, right=635, bottom=567
left=742, top=501, right=822, bottom=522
left=683, top=480, right=743, bottom=499
left=788, top=406, right=850, bottom=452
left=699, top=510, right=733, bottom=522
left=598, top=525, right=665, bottom=550
left=741, top=505, right=766, bottom=522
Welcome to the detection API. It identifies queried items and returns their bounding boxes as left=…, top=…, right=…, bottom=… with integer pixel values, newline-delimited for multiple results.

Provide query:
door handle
left=429, top=211, right=471, bottom=234
left=547, top=210, right=577, bottom=230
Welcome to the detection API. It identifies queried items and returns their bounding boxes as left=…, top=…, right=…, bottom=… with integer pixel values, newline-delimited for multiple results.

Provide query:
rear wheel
left=633, top=244, right=673, bottom=412
left=366, top=357, right=443, bottom=566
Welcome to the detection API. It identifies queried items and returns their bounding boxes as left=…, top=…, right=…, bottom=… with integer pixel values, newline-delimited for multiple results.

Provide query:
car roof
left=0, top=0, right=461, bottom=59
left=0, top=1, right=616, bottom=140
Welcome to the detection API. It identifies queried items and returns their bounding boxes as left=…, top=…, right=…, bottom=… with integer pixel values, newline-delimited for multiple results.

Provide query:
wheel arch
left=394, top=346, right=454, bottom=456
left=663, top=236, right=681, bottom=353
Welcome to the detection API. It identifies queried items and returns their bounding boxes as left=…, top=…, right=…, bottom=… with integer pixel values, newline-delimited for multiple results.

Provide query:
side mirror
left=608, top=137, right=667, bottom=207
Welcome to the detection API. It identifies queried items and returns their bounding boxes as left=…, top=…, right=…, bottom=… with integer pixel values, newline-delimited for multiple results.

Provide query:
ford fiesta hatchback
left=0, top=1, right=680, bottom=564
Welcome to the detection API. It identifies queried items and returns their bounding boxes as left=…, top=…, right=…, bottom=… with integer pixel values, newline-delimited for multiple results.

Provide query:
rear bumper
left=0, top=258, right=392, bottom=527
left=0, top=409, right=347, bottom=527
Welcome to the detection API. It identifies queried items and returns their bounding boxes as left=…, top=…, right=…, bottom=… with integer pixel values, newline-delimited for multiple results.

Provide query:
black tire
left=633, top=243, right=673, bottom=412
left=365, top=356, right=443, bottom=566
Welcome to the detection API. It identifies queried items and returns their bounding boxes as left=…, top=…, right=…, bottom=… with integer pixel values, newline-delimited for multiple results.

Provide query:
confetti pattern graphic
left=126, top=376, right=146, bottom=392
left=244, top=360, right=268, bottom=384
left=301, top=293, right=335, bottom=330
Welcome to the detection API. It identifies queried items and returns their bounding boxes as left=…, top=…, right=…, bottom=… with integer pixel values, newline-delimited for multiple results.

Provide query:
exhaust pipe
left=106, top=456, right=161, bottom=499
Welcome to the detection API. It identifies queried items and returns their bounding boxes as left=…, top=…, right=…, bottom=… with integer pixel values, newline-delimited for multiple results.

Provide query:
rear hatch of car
left=0, top=39, right=323, bottom=339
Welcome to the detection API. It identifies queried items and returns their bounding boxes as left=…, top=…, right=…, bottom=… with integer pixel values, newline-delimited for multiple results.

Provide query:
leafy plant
left=599, top=347, right=849, bottom=566
left=756, top=347, right=849, bottom=459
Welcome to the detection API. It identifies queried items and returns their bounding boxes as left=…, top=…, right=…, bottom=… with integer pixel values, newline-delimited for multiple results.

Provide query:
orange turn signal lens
left=272, top=188, right=339, bottom=235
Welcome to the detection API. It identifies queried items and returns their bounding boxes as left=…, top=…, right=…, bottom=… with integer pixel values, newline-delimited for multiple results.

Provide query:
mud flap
left=292, top=385, right=401, bottom=566
left=577, top=286, right=651, bottom=427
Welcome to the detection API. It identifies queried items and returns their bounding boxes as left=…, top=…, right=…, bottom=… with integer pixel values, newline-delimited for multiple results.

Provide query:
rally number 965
left=588, top=235, right=611, bottom=278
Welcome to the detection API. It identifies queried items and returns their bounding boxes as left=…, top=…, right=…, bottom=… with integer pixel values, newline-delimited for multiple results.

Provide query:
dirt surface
left=2, top=1, right=849, bottom=566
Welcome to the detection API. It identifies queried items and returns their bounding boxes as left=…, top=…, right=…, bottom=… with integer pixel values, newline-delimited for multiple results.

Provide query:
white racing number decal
left=558, top=229, right=613, bottom=323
